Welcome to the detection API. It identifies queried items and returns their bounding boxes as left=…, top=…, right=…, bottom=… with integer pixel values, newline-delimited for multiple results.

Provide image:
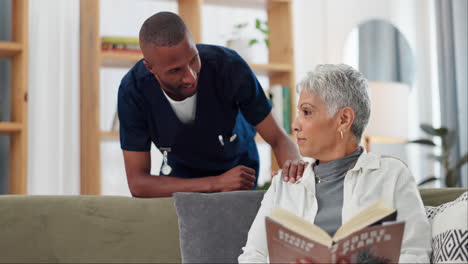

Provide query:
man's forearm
left=129, top=173, right=220, bottom=198
left=271, top=134, right=301, bottom=167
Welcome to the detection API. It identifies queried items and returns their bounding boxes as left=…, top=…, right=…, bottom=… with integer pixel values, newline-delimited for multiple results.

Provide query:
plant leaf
left=264, top=38, right=270, bottom=48
left=442, top=130, right=456, bottom=149
left=426, top=153, right=447, bottom=162
left=256, top=182, right=271, bottom=190
left=255, top=18, right=261, bottom=29
left=417, top=176, right=440, bottom=186
left=235, top=23, right=248, bottom=29
left=445, top=169, right=457, bottom=187
left=407, top=139, right=436, bottom=146
left=453, top=153, right=468, bottom=171
left=420, top=124, right=438, bottom=135
left=435, top=127, right=449, bottom=136
left=420, top=124, right=449, bottom=137
left=248, top=39, right=258, bottom=46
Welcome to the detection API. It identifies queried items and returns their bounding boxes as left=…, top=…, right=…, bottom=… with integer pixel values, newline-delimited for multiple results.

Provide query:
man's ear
left=337, top=107, right=355, bottom=132
left=143, top=59, right=162, bottom=84
left=143, top=59, right=153, bottom=73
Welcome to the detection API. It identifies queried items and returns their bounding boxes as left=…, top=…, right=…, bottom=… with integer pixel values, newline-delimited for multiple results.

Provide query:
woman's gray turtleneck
left=313, top=147, right=363, bottom=236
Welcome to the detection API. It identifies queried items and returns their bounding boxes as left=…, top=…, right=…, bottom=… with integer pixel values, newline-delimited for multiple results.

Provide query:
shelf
left=366, top=136, right=408, bottom=144
left=101, top=51, right=143, bottom=68
left=0, top=41, right=23, bottom=58
left=101, top=50, right=292, bottom=75
left=100, top=131, right=119, bottom=141
left=205, top=0, right=290, bottom=9
left=255, top=133, right=264, bottom=142
left=250, top=63, right=292, bottom=76
left=0, top=122, right=23, bottom=134
left=149, top=0, right=291, bottom=8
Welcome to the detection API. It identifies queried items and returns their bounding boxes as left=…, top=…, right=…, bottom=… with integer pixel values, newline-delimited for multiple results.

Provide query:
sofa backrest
left=0, top=188, right=466, bottom=263
left=0, top=195, right=181, bottom=263
left=419, top=188, right=466, bottom=206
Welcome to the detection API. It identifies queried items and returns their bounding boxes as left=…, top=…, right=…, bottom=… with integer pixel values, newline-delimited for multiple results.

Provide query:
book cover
left=101, top=36, right=141, bottom=53
left=269, top=85, right=283, bottom=129
left=101, top=36, right=139, bottom=45
left=282, top=86, right=291, bottom=134
left=269, top=85, right=291, bottom=134
left=265, top=201, right=404, bottom=264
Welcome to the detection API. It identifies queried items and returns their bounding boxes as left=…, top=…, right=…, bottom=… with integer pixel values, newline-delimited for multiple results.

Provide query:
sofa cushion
left=173, top=190, right=266, bottom=263
left=425, top=192, right=468, bottom=263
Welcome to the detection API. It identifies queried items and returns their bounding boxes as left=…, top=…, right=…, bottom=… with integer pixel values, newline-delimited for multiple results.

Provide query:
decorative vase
left=226, top=38, right=253, bottom=62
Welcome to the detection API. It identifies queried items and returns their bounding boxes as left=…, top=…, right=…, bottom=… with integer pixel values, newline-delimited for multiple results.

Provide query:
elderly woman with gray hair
left=238, top=64, right=431, bottom=263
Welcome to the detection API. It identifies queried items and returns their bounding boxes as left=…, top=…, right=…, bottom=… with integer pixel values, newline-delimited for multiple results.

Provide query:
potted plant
left=226, top=18, right=270, bottom=61
left=408, top=124, right=468, bottom=187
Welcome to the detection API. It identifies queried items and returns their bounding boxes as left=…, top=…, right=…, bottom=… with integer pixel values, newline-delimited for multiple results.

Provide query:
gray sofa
left=0, top=188, right=466, bottom=263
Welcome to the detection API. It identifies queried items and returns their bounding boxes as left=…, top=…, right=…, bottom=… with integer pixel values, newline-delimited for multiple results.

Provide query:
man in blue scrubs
left=118, top=12, right=303, bottom=197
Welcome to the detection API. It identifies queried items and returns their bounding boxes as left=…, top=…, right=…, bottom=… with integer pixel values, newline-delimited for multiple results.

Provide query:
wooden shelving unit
left=0, top=0, right=29, bottom=194
left=80, top=0, right=295, bottom=194
left=101, top=50, right=292, bottom=75
left=0, top=41, right=23, bottom=57
left=0, top=122, right=24, bottom=133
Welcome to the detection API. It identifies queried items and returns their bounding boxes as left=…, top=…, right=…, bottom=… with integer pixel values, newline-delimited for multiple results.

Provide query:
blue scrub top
left=118, top=44, right=272, bottom=184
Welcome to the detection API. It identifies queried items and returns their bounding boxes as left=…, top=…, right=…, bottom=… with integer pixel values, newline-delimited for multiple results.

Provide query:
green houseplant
left=408, top=124, right=468, bottom=187
left=249, top=18, right=270, bottom=48
left=226, top=19, right=270, bottom=61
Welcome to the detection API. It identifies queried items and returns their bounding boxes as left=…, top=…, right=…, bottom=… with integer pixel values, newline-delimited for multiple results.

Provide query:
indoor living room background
left=0, top=0, right=467, bottom=263
left=0, top=0, right=466, bottom=196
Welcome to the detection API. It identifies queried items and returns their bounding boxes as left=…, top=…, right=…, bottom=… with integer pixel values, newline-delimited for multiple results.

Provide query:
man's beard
left=160, top=79, right=182, bottom=97
left=158, top=78, right=198, bottom=100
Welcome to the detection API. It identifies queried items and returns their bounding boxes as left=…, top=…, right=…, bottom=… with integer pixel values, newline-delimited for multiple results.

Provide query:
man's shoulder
left=197, top=44, right=245, bottom=66
left=197, top=44, right=236, bottom=57
left=120, top=59, right=152, bottom=88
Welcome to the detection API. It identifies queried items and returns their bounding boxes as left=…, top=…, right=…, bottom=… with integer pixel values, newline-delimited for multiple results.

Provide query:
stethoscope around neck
left=159, top=147, right=172, bottom=175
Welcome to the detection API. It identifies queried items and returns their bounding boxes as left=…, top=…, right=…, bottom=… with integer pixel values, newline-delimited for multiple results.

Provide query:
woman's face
left=293, top=90, right=340, bottom=159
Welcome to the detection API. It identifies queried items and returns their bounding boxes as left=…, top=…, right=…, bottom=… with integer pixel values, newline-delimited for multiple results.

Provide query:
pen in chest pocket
left=218, top=134, right=237, bottom=146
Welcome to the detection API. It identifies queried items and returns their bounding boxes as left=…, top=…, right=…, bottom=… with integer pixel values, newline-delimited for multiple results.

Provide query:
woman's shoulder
left=269, top=169, right=309, bottom=195
left=360, top=152, right=409, bottom=169
left=378, top=154, right=410, bottom=170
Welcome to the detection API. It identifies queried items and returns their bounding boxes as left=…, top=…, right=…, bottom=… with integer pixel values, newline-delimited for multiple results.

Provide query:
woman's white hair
left=296, top=64, right=371, bottom=141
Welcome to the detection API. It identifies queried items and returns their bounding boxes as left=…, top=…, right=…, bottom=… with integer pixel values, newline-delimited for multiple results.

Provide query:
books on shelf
left=101, top=36, right=141, bottom=53
left=265, top=200, right=404, bottom=264
left=269, top=84, right=291, bottom=134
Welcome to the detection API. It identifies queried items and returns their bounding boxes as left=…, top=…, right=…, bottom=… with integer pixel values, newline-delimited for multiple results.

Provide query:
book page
left=266, top=217, right=333, bottom=264
left=333, top=200, right=395, bottom=241
left=270, top=207, right=333, bottom=246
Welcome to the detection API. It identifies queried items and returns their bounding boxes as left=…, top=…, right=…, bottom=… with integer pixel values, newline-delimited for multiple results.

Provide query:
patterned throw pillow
left=425, top=192, right=468, bottom=263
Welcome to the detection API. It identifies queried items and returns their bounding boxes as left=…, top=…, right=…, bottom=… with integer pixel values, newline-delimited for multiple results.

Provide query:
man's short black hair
left=139, top=12, right=188, bottom=47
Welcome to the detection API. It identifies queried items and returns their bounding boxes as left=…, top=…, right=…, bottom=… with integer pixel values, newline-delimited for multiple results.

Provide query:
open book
left=265, top=200, right=404, bottom=264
